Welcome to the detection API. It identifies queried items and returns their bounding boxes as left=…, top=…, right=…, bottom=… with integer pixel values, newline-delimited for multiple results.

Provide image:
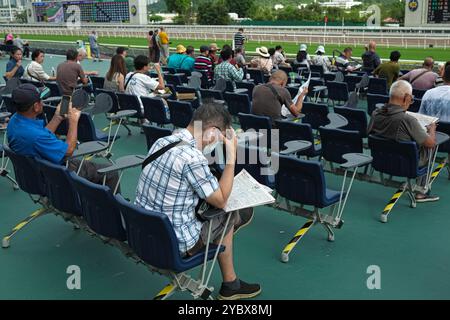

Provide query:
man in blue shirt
left=167, top=45, right=195, bottom=71
left=7, top=84, right=118, bottom=190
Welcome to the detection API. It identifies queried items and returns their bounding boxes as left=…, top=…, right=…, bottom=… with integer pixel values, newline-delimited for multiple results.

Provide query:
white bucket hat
left=256, top=46, right=270, bottom=58
left=316, top=45, right=325, bottom=54
left=300, top=44, right=308, bottom=51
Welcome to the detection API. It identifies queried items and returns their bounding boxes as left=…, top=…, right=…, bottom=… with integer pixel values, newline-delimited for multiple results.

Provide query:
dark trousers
left=68, top=159, right=120, bottom=193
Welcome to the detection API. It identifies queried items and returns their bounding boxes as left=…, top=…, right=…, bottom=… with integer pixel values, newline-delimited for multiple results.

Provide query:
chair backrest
left=141, top=96, right=170, bottom=125
left=168, top=100, right=193, bottom=128
left=213, top=78, right=227, bottom=92
left=368, top=135, right=420, bottom=179
left=235, top=144, right=273, bottom=187
left=368, top=78, right=388, bottom=95
left=246, top=68, right=265, bottom=85
left=302, top=102, right=329, bottom=129
left=165, top=74, right=183, bottom=87
left=116, top=92, right=143, bottom=117
left=319, top=127, right=363, bottom=164
left=1, top=77, right=21, bottom=95
left=95, top=89, right=120, bottom=113
left=3, top=145, right=46, bottom=196
left=43, top=104, right=68, bottom=136
left=408, top=98, right=422, bottom=113
left=200, top=89, right=223, bottom=101
left=142, top=124, right=172, bottom=151
left=274, top=120, right=317, bottom=157
left=366, top=93, right=389, bottom=116
left=72, top=89, right=90, bottom=111
left=175, top=86, right=201, bottom=109
left=238, top=113, right=272, bottom=132
left=35, top=158, right=82, bottom=215
left=334, top=71, right=345, bottom=83
left=44, top=81, right=62, bottom=98
left=309, top=65, right=324, bottom=78
left=186, top=74, right=201, bottom=90
left=69, top=172, right=126, bottom=240
left=90, top=93, right=113, bottom=115
left=90, top=76, right=105, bottom=91
left=2, top=95, right=16, bottom=114
left=236, top=81, right=255, bottom=101
left=177, top=69, right=192, bottom=77
left=307, top=79, right=325, bottom=98
left=344, top=75, right=363, bottom=92
left=334, top=106, right=368, bottom=137
left=357, top=73, right=370, bottom=90
left=224, top=92, right=251, bottom=116
left=437, top=121, right=450, bottom=154
left=114, top=195, right=186, bottom=272
left=162, top=66, right=176, bottom=74
left=412, top=88, right=427, bottom=99
left=345, top=91, right=359, bottom=109
left=77, top=112, right=99, bottom=143
left=275, top=155, right=329, bottom=208
left=327, top=81, right=349, bottom=102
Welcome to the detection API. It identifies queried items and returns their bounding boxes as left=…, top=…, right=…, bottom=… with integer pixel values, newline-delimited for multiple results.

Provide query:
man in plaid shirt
left=214, top=47, right=244, bottom=90
left=135, top=102, right=261, bottom=300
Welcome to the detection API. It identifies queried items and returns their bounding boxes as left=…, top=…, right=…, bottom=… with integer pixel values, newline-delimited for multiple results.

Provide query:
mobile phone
left=60, top=95, right=71, bottom=116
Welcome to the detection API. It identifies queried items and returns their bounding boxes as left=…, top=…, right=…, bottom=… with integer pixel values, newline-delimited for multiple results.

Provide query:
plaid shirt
left=135, top=129, right=220, bottom=254
left=214, top=61, right=244, bottom=87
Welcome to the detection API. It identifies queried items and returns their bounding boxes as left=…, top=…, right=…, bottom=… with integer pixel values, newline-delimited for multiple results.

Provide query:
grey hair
left=389, top=80, right=412, bottom=99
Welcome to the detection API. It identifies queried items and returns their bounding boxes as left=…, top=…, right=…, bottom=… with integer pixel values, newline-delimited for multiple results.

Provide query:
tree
left=166, top=0, right=192, bottom=24
left=149, top=14, right=164, bottom=23
left=225, top=0, right=255, bottom=18
left=197, top=0, right=231, bottom=25
left=15, top=10, right=27, bottom=23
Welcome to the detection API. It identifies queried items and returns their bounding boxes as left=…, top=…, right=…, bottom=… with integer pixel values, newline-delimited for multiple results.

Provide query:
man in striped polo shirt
left=233, top=28, right=246, bottom=54
left=194, top=45, right=214, bottom=84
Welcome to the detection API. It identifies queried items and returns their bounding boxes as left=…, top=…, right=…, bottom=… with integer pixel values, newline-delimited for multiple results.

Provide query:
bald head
left=270, top=70, right=288, bottom=86
left=368, top=40, right=376, bottom=52
left=423, top=57, right=434, bottom=70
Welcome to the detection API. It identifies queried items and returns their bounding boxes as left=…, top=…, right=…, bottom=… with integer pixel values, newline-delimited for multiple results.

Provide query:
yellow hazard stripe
left=154, top=284, right=175, bottom=300
left=382, top=189, right=404, bottom=214
left=282, top=221, right=314, bottom=254
left=431, top=163, right=445, bottom=179
left=4, top=208, right=47, bottom=238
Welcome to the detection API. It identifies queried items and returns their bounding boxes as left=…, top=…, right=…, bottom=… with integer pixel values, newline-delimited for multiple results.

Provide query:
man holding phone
left=7, top=84, right=119, bottom=190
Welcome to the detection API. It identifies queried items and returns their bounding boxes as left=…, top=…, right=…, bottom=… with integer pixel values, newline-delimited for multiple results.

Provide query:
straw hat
left=209, top=43, right=219, bottom=51
left=176, top=45, right=187, bottom=54
left=256, top=46, right=270, bottom=58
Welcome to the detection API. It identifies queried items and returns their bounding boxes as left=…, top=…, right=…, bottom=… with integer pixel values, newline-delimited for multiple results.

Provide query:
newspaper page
left=281, top=73, right=311, bottom=117
left=406, top=111, right=439, bottom=130
left=224, top=170, right=275, bottom=213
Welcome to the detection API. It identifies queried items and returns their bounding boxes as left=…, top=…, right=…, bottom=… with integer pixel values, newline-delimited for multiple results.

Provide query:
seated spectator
left=194, top=45, right=214, bottom=83
left=4, top=47, right=24, bottom=80
left=312, top=46, right=331, bottom=73
left=116, top=46, right=135, bottom=73
left=250, top=47, right=273, bottom=74
left=361, top=40, right=381, bottom=73
left=77, top=48, right=99, bottom=76
left=252, top=70, right=308, bottom=124
left=435, top=61, right=449, bottom=87
left=272, top=46, right=287, bottom=67
left=4, top=33, right=13, bottom=45
left=368, top=80, right=438, bottom=203
left=419, top=65, right=450, bottom=122
left=293, top=44, right=311, bottom=69
left=234, top=47, right=246, bottom=68
left=214, top=47, right=244, bottom=89
left=125, top=55, right=165, bottom=113
left=7, top=84, right=119, bottom=190
left=209, top=43, right=220, bottom=67
left=23, top=49, right=56, bottom=83
left=400, top=57, right=439, bottom=90
left=167, top=45, right=195, bottom=71
left=57, top=49, right=88, bottom=96
left=335, top=47, right=358, bottom=73
left=373, top=50, right=401, bottom=88
left=135, top=102, right=261, bottom=300
left=218, top=44, right=237, bottom=66
left=104, top=54, right=127, bottom=93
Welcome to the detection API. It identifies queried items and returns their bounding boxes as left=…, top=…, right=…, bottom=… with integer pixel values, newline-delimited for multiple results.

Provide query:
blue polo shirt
left=7, top=113, right=68, bottom=164
left=6, top=59, right=24, bottom=78
left=168, top=54, right=195, bottom=71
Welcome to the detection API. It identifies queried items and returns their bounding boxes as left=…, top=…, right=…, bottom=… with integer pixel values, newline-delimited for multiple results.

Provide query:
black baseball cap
left=200, top=45, right=209, bottom=53
left=12, top=84, right=51, bottom=109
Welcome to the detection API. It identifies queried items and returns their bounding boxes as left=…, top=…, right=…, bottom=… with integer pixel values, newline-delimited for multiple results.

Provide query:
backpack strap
left=142, top=140, right=188, bottom=170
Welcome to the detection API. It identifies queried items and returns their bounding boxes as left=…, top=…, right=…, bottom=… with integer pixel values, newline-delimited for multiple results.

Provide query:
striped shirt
left=234, top=32, right=246, bottom=47
left=214, top=61, right=244, bottom=89
left=194, top=55, right=213, bottom=81
left=135, top=129, right=220, bottom=254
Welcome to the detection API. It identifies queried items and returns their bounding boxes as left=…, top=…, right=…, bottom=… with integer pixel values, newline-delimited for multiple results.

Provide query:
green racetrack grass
left=18, top=34, right=450, bottom=61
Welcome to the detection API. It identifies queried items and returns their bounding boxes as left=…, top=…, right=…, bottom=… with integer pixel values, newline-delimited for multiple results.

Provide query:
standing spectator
left=235, top=48, right=246, bottom=69
left=312, top=45, right=331, bottom=73
left=250, top=47, right=273, bottom=74
left=104, top=55, right=127, bottom=93
left=158, top=27, right=170, bottom=65
left=194, top=45, right=213, bottom=83
left=419, top=65, right=450, bottom=122
left=400, top=57, right=439, bottom=91
left=88, top=31, right=102, bottom=62
left=234, top=28, right=246, bottom=53
left=116, top=47, right=135, bottom=73
left=147, top=31, right=154, bottom=61
left=125, top=56, right=165, bottom=113
left=362, top=40, right=381, bottom=73
left=23, top=49, right=56, bottom=83
left=13, top=35, right=30, bottom=59
left=4, top=47, right=24, bottom=80
left=373, top=51, right=401, bottom=88
left=368, top=80, right=438, bottom=203
left=215, top=47, right=244, bottom=89
left=150, top=29, right=161, bottom=64
left=56, top=49, right=88, bottom=96
left=168, top=45, right=195, bottom=71
left=272, top=46, right=287, bottom=68
left=77, top=48, right=99, bottom=76
left=209, top=43, right=220, bottom=66
left=293, top=44, right=311, bottom=69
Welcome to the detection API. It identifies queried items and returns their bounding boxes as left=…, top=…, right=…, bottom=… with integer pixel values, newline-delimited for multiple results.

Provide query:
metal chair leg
left=281, top=220, right=315, bottom=263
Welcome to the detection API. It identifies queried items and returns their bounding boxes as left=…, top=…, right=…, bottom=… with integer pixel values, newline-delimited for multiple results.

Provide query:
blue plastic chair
left=302, top=102, right=329, bottom=130
left=90, top=76, right=105, bottom=92
left=246, top=68, right=265, bottom=85
left=235, top=144, right=275, bottom=188
left=96, top=89, right=120, bottom=114
left=368, top=78, right=388, bottom=95
left=438, top=121, right=450, bottom=154
left=175, top=86, right=201, bottom=109
left=168, top=100, right=193, bottom=128
left=334, top=106, right=368, bottom=138
left=275, top=120, right=321, bottom=158
left=142, top=96, right=171, bottom=126
left=200, top=88, right=224, bottom=101
left=70, top=172, right=126, bottom=241
left=326, top=81, right=349, bottom=106
left=225, top=92, right=252, bottom=116
left=367, top=93, right=389, bottom=116
left=142, top=124, right=172, bottom=151
left=165, top=74, right=184, bottom=87
left=77, top=112, right=112, bottom=143
left=116, top=92, right=144, bottom=118
left=319, top=127, right=363, bottom=164
left=413, top=88, right=427, bottom=99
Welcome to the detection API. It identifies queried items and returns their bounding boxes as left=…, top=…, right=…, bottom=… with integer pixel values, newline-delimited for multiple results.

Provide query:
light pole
left=8, top=0, right=13, bottom=22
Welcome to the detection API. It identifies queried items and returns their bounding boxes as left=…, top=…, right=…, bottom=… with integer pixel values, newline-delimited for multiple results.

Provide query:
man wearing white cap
left=312, top=45, right=331, bottom=73
left=250, top=46, right=273, bottom=74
